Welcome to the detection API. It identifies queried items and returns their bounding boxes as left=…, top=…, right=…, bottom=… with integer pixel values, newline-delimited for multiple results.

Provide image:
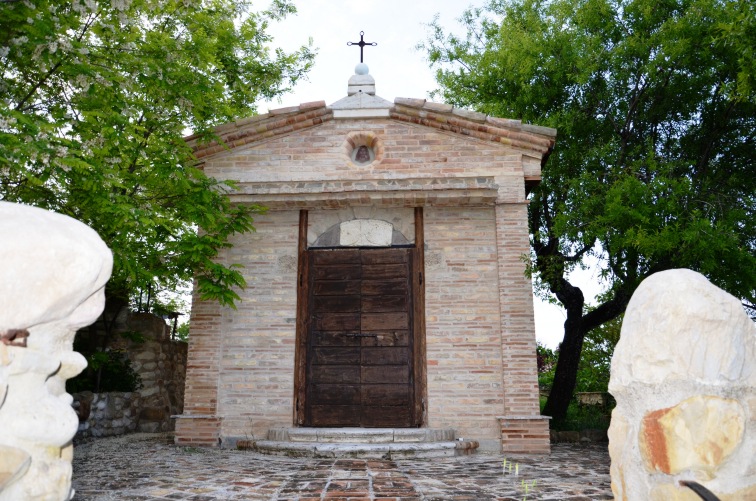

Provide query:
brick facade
left=176, top=84, right=554, bottom=453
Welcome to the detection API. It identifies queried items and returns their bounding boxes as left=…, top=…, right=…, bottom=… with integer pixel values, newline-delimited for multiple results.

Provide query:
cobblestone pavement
left=72, top=433, right=612, bottom=500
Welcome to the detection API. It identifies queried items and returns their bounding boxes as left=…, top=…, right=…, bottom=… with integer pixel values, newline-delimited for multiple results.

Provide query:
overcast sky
left=257, top=0, right=604, bottom=349
left=258, top=0, right=475, bottom=109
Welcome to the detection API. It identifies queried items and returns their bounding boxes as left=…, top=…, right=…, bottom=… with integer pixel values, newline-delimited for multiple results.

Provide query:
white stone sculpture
left=0, top=201, right=112, bottom=501
left=608, top=269, right=756, bottom=501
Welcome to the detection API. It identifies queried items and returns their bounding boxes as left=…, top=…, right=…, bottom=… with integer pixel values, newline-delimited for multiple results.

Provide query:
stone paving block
left=71, top=433, right=612, bottom=500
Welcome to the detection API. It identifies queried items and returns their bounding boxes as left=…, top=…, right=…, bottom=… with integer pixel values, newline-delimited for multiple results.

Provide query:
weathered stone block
left=608, top=269, right=756, bottom=501
left=640, top=395, right=745, bottom=476
left=0, top=202, right=111, bottom=500
left=140, top=407, right=167, bottom=421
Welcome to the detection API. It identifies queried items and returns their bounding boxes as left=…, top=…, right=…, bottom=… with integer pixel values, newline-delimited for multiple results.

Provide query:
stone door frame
left=293, top=208, right=427, bottom=427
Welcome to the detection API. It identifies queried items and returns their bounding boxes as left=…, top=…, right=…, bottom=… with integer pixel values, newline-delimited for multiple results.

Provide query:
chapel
left=174, top=62, right=556, bottom=455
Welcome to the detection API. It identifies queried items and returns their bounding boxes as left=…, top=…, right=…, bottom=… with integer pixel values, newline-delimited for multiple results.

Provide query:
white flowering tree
left=0, top=0, right=314, bottom=308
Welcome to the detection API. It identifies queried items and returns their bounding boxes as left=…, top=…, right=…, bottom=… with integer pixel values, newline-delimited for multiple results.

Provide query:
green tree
left=422, top=0, right=756, bottom=421
left=537, top=315, right=619, bottom=395
left=1, top=0, right=314, bottom=308
left=574, top=314, right=620, bottom=393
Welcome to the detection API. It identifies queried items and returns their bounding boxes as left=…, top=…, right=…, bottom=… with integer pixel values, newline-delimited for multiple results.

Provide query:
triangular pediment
left=186, top=96, right=556, bottom=209
left=187, top=97, right=555, bottom=161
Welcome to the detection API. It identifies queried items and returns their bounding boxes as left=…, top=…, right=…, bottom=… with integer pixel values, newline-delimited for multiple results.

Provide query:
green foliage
left=0, top=0, right=315, bottom=307
left=174, top=321, right=190, bottom=342
left=538, top=318, right=619, bottom=394
left=715, top=0, right=756, bottom=100
left=67, top=349, right=143, bottom=393
left=536, top=342, right=557, bottom=390
left=423, top=0, right=756, bottom=299
left=574, top=315, right=621, bottom=392
left=119, top=330, right=146, bottom=344
left=547, top=398, right=614, bottom=431
left=422, top=0, right=756, bottom=419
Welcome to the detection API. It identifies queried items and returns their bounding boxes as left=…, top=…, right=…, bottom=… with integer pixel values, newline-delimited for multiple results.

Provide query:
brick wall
left=175, top=283, right=224, bottom=445
left=424, top=206, right=504, bottom=451
left=494, top=203, right=551, bottom=453
left=177, top=109, right=552, bottom=453
left=216, top=211, right=300, bottom=442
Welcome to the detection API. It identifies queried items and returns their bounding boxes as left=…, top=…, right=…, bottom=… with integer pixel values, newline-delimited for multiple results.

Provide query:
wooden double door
left=304, top=247, right=418, bottom=427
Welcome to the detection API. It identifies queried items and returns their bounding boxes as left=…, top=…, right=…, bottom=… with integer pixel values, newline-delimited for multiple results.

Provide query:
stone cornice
left=186, top=101, right=332, bottom=159
left=228, top=176, right=501, bottom=209
left=391, top=98, right=556, bottom=155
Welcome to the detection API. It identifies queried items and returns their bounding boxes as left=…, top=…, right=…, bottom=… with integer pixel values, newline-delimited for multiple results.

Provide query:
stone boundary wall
left=73, top=392, right=141, bottom=439
left=73, top=312, right=187, bottom=440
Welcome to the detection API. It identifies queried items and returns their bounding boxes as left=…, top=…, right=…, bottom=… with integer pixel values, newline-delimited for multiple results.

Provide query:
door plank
left=309, top=384, right=360, bottom=405
left=312, top=366, right=361, bottom=384
left=313, top=264, right=361, bottom=280
left=362, top=264, right=407, bottom=279
left=362, top=384, right=410, bottom=406
left=313, top=250, right=360, bottom=265
left=361, top=312, right=409, bottom=331
left=361, top=279, right=408, bottom=296
left=314, top=313, right=360, bottom=331
left=360, top=406, right=411, bottom=427
left=314, top=280, right=360, bottom=296
left=361, top=347, right=410, bottom=365
left=361, top=250, right=408, bottom=265
left=311, top=331, right=361, bottom=347
left=314, top=295, right=360, bottom=312
left=310, top=406, right=361, bottom=426
left=311, top=347, right=360, bottom=365
left=360, top=330, right=409, bottom=347
left=362, top=365, right=409, bottom=384
left=362, top=295, right=407, bottom=312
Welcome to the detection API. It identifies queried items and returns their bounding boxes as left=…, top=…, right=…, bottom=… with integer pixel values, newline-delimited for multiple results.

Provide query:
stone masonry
left=608, top=269, right=756, bottom=500
left=73, top=312, right=188, bottom=439
left=176, top=68, right=554, bottom=453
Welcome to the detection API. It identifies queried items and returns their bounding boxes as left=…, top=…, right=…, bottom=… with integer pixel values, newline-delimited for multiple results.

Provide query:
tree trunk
left=542, top=278, right=586, bottom=421
left=542, top=283, right=633, bottom=421
left=542, top=313, right=585, bottom=421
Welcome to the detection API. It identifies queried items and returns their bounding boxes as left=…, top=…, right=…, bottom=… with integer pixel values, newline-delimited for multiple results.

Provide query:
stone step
left=267, top=427, right=455, bottom=443
left=251, top=439, right=479, bottom=459
left=246, top=428, right=479, bottom=459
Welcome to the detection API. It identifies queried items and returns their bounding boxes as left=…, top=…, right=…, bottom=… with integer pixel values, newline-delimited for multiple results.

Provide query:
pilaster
left=494, top=202, right=550, bottom=453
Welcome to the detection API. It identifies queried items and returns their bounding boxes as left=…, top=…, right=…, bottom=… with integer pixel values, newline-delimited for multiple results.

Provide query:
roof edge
left=187, top=97, right=556, bottom=160
left=393, top=97, right=557, bottom=139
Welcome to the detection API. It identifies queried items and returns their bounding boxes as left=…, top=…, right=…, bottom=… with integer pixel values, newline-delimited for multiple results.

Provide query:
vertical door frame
left=293, top=208, right=427, bottom=427
left=294, top=210, right=309, bottom=425
left=412, top=207, right=427, bottom=426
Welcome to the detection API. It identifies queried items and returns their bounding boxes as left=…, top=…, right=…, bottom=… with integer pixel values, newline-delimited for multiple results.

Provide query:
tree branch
left=582, top=287, right=632, bottom=333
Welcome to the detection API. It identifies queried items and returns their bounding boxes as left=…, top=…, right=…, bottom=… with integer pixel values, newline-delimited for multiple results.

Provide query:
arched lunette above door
left=311, top=219, right=411, bottom=248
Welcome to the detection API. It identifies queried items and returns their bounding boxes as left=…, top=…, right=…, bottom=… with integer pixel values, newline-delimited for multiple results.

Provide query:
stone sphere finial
left=355, top=63, right=369, bottom=75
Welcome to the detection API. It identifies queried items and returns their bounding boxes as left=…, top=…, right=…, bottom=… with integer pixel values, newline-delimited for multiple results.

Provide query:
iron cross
left=347, top=31, right=377, bottom=63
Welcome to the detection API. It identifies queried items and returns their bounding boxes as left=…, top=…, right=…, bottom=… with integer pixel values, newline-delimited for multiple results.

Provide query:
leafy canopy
left=425, top=0, right=756, bottom=299
left=1, top=0, right=315, bottom=307
left=423, top=0, right=756, bottom=419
